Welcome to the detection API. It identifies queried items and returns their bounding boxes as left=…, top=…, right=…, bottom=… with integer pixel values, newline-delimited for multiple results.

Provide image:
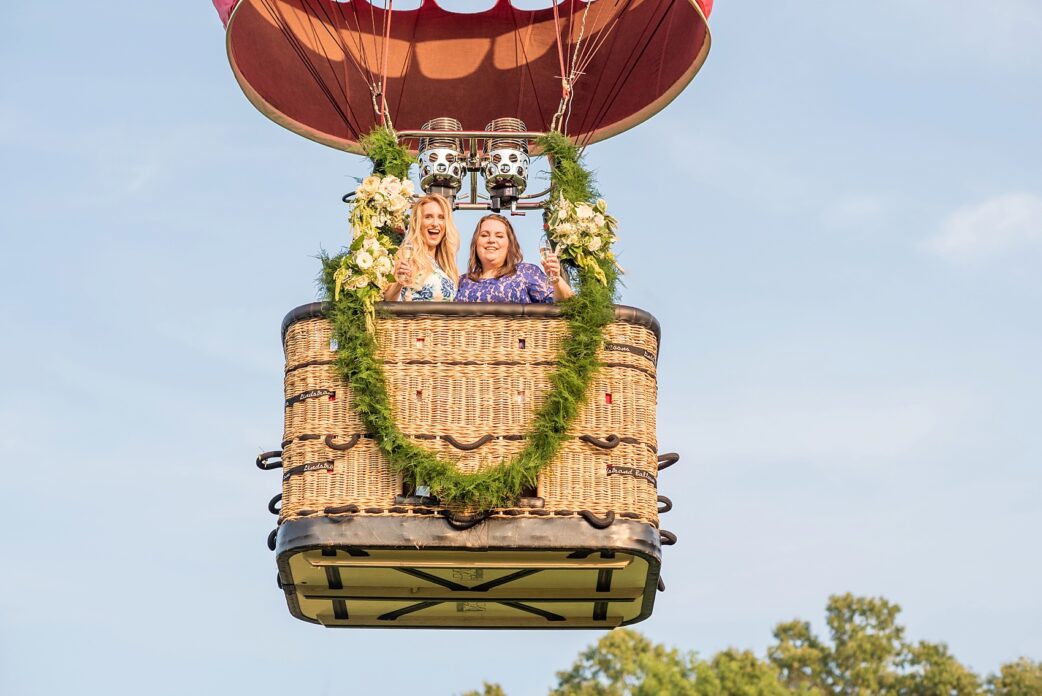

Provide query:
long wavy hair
left=466, top=214, right=524, bottom=282
left=398, top=194, right=460, bottom=288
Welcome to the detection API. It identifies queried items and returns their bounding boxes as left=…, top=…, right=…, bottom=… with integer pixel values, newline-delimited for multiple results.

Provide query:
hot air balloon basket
left=279, top=302, right=662, bottom=527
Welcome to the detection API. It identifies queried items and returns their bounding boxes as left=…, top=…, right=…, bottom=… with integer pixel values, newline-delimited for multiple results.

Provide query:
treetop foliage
left=460, top=594, right=1042, bottom=696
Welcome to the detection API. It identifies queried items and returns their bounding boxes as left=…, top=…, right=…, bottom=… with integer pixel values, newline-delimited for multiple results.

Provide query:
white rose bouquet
left=348, top=174, right=414, bottom=237
left=545, top=194, right=622, bottom=285
left=333, top=174, right=415, bottom=326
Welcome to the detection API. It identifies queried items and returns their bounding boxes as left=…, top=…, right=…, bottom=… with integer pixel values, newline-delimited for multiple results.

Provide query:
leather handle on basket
left=579, top=434, right=621, bottom=450
left=256, top=451, right=283, bottom=470
left=266, top=528, right=278, bottom=551
left=268, top=494, right=282, bottom=515
left=443, top=434, right=493, bottom=451
left=659, top=529, right=678, bottom=546
left=657, top=496, right=673, bottom=514
left=580, top=510, right=616, bottom=529
left=443, top=510, right=490, bottom=530
left=324, top=434, right=360, bottom=451
left=657, top=452, right=679, bottom=471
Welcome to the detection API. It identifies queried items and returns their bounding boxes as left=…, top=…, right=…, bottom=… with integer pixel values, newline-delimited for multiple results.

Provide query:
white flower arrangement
left=545, top=194, right=622, bottom=284
left=334, top=174, right=415, bottom=306
left=350, top=174, right=415, bottom=234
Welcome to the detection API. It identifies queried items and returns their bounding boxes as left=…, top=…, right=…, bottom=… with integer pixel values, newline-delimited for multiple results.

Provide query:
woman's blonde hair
left=466, top=214, right=523, bottom=281
left=398, top=194, right=460, bottom=288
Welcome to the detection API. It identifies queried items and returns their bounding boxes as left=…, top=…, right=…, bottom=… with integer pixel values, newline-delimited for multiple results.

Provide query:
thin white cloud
left=926, top=193, right=1042, bottom=262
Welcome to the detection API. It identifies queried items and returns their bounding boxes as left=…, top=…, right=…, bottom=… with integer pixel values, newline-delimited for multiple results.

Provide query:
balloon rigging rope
left=509, top=6, right=550, bottom=134
left=368, top=0, right=380, bottom=77
left=320, top=1, right=358, bottom=113
left=571, top=0, right=636, bottom=143
left=299, top=0, right=355, bottom=112
left=390, top=12, right=422, bottom=130
left=550, top=0, right=569, bottom=86
left=574, top=0, right=627, bottom=79
left=379, top=0, right=394, bottom=127
left=578, top=0, right=672, bottom=148
left=318, top=0, right=378, bottom=92
left=259, top=0, right=362, bottom=135
left=548, top=0, right=571, bottom=131
left=339, top=0, right=379, bottom=88
left=552, top=0, right=629, bottom=137
left=561, top=0, right=598, bottom=134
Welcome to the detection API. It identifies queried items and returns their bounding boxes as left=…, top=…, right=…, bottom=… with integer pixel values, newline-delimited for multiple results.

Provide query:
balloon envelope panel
left=225, top=0, right=711, bottom=152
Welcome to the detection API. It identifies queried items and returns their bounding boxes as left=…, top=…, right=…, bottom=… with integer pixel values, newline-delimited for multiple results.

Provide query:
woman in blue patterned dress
left=384, top=194, right=460, bottom=302
left=456, top=214, right=574, bottom=303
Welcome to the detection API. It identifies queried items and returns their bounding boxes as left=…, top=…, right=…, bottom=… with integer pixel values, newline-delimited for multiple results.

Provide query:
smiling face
left=475, top=218, right=510, bottom=273
left=467, top=214, right=522, bottom=280
left=419, top=200, right=446, bottom=251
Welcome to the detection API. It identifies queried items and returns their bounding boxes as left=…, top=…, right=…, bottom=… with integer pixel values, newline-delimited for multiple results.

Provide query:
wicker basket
left=280, top=302, right=662, bottom=527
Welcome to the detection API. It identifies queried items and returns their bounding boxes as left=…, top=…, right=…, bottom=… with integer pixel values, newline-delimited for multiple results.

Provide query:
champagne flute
left=399, top=240, right=413, bottom=284
left=540, top=238, right=559, bottom=283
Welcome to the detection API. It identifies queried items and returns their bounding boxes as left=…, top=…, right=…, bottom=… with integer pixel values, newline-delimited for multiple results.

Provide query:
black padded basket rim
left=282, top=302, right=662, bottom=344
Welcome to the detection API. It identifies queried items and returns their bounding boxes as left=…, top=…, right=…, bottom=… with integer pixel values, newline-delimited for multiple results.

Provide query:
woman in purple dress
left=455, top=214, right=574, bottom=303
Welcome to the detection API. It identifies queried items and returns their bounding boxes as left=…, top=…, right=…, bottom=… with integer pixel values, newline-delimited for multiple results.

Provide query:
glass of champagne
left=399, top=240, right=413, bottom=284
left=540, top=238, right=559, bottom=283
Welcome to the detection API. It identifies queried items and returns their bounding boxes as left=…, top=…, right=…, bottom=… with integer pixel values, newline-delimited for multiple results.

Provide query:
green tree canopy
left=464, top=594, right=1040, bottom=696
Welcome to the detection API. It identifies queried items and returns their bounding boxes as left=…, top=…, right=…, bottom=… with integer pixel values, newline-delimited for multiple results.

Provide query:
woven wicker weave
left=281, top=303, right=661, bottom=526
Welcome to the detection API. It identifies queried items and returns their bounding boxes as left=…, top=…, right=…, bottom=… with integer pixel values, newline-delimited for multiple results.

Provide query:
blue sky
left=2, top=1, right=1041, bottom=694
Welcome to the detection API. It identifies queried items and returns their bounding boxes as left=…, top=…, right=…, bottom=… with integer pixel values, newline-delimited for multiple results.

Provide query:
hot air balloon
left=223, top=0, right=711, bottom=629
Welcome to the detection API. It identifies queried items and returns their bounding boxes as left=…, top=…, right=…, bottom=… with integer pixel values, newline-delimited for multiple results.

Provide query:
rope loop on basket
left=442, top=510, right=491, bottom=531
left=657, top=495, right=673, bottom=514
left=324, top=434, right=360, bottom=451
left=266, top=528, right=278, bottom=551
left=659, top=529, right=677, bottom=546
left=579, top=434, right=621, bottom=450
left=324, top=504, right=360, bottom=515
left=657, top=452, right=679, bottom=471
left=579, top=510, right=616, bottom=529
left=268, top=494, right=282, bottom=515
left=442, top=434, right=494, bottom=451
left=256, top=451, right=283, bottom=470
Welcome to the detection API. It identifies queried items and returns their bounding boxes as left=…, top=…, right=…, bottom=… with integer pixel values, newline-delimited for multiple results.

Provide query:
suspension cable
left=577, top=0, right=673, bottom=148
left=258, top=0, right=361, bottom=136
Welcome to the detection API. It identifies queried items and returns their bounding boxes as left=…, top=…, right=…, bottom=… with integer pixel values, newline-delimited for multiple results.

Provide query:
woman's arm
left=383, top=280, right=403, bottom=301
left=551, top=274, right=574, bottom=301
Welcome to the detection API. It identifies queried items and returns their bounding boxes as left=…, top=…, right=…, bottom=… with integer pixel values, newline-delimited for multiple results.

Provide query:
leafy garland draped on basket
left=320, top=128, right=621, bottom=509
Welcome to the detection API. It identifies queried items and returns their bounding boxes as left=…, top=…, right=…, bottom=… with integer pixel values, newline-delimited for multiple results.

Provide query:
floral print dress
left=398, top=258, right=456, bottom=302
left=455, top=263, right=554, bottom=304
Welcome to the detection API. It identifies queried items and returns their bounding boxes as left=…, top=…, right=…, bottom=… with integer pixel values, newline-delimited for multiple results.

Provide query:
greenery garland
left=320, top=128, right=618, bottom=509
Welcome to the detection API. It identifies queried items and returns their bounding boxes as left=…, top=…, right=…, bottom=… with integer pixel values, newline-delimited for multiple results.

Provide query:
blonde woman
left=384, top=194, right=460, bottom=301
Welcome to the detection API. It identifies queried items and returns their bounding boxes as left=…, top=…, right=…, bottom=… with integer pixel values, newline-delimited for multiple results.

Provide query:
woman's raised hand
left=541, top=251, right=561, bottom=284
left=394, top=257, right=413, bottom=285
